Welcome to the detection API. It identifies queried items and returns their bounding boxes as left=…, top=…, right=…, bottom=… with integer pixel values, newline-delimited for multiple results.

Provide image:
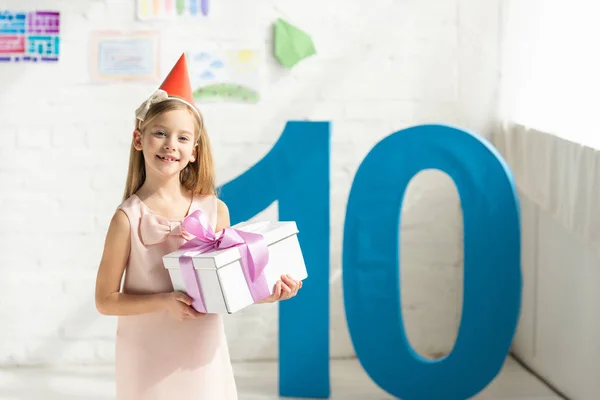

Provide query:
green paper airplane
left=273, top=18, right=316, bottom=68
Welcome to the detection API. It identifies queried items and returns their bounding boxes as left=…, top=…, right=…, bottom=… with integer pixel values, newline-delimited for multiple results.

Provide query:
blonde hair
left=122, top=98, right=216, bottom=201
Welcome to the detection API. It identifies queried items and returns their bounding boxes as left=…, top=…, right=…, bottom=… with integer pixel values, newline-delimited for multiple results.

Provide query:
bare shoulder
left=96, top=209, right=130, bottom=313
left=102, top=209, right=131, bottom=258
left=216, top=198, right=230, bottom=231
left=216, top=198, right=229, bottom=213
left=103, top=209, right=131, bottom=256
left=109, top=208, right=130, bottom=236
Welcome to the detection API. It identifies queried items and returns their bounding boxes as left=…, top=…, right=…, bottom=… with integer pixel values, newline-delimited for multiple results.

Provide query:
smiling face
left=133, top=108, right=198, bottom=179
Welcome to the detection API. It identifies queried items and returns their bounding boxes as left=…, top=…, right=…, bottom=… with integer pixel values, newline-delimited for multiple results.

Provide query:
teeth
left=157, top=155, right=177, bottom=161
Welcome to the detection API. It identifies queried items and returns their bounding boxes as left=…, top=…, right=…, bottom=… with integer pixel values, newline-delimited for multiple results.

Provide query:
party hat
left=136, top=53, right=198, bottom=121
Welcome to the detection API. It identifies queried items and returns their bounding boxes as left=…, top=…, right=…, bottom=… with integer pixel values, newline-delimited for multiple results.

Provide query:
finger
left=282, top=275, right=297, bottom=291
left=176, top=292, right=193, bottom=305
left=279, top=276, right=292, bottom=291
left=283, top=284, right=295, bottom=296
left=280, top=282, right=292, bottom=294
left=184, top=306, right=202, bottom=318
left=271, top=281, right=285, bottom=301
left=285, top=275, right=300, bottom=294
left=189, top=309, right=205, bottom=318
left=280, top=283, right=293, bottom=300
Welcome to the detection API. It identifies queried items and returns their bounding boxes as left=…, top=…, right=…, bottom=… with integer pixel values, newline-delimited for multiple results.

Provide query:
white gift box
left=162, top=220, right=308, bottom=314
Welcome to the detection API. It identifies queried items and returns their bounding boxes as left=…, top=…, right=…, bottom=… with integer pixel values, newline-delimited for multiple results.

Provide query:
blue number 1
left=343, top=124, right=521, bottom=399
left=219, top=121, right=331, bottom=398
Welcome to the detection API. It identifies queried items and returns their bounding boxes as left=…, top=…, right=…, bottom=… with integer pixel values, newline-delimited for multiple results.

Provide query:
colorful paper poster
left=273, top=18, right=316, bottom=68
left=187, top=49, right=261, bottom=104
left=0, top=10, right=60, bottom=62
left=89, top=31, right=160, bottom=83
left=137, top=0, right=209, bottom=20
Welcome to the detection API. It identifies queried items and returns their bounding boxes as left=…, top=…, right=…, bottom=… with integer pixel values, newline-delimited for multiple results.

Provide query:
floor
left=0, top=356, right=562, bottom=400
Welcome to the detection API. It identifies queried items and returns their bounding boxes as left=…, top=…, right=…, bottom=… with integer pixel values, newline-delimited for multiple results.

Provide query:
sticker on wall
left=187, top=49, right=261, bottom=104
left=273, top=18, right=316, bottom=68
left=0, top=10, right=60, bottom=63
left=136, top=0, right=209, bottom=20
left=89, top=31, right=160, bottom=83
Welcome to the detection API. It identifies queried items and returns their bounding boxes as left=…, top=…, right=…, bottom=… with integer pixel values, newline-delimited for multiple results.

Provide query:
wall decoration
left=0, top=10, right=60, bottom=62
left=219, top=122, right=521, bottom=399
left=187, top=49, right=260, bottom=104
left=273, top=18, right=316, bottom=68
left=136, top=0, right=209, bottom=20
left=89, top=31, right=160, bottom=83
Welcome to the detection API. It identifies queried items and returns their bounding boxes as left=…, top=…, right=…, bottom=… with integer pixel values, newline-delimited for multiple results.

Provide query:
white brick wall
left=0, top=0, right=501, bottom=365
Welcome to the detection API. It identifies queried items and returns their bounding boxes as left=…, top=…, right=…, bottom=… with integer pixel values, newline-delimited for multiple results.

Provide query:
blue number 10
left=220, top=122, right=521, bottom=399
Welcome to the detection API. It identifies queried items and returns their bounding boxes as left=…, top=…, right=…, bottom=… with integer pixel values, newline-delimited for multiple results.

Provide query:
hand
left=161, top=292, right=205, bottom=321
left=257, top=274, right=303, bottom=304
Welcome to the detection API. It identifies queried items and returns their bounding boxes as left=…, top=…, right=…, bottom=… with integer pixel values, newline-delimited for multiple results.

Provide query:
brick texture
left=0, top=0, right=501, bottom=365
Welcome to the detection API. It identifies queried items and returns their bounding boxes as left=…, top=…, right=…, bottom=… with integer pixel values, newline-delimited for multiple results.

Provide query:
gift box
left=162, top=216, right=308, bottom=314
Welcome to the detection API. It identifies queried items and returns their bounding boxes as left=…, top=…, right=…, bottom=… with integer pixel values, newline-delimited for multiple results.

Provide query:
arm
left=95, top=210, right=171, bottom=316
left=95, top=210, right=202, bottom=320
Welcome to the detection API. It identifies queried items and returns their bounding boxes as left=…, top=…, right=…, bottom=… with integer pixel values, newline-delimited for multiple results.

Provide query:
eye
left=154, top=131, right=166, bottom=137
left=179, top=136, right=191, bottom=141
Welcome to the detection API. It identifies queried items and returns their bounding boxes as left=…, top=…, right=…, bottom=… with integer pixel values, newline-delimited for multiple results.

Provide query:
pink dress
left=115, top=194, right=238, bottom=400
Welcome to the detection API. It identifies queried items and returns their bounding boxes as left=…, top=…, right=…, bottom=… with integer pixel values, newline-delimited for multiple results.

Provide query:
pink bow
left=140, top=213, right=196, bottom=246
left=177, top=210, right=271, bottom=313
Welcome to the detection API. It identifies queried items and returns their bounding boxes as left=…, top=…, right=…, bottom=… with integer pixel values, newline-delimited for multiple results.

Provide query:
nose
left=163, top=136, right=177, bottom=151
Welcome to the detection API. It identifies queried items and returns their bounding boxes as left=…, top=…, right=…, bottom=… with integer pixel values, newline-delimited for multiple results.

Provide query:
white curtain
left=499, top=0, right=600, bottom=147
left=495, top=0, right=600, bottom=254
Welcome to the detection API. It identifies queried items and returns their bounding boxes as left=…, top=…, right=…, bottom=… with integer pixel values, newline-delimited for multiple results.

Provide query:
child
left=95, top=53, right=302, bottom=399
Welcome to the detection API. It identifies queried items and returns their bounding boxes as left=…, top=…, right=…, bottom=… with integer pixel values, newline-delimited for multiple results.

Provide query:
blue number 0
left=343, top=124, right=521, bottom=399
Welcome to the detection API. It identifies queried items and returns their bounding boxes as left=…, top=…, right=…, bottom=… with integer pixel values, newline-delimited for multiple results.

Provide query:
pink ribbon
left=177, top=210, right=271, bottom=313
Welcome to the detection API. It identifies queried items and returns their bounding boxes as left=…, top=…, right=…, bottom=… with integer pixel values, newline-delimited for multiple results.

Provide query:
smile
left=156, top=154, right=179, bottom=162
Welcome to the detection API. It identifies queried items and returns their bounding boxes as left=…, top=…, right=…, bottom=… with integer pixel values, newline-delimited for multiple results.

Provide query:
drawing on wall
left=0, top=10, right=60, bottom=63
left=89, top=31, right=160, bottom=82
left=137, top=0, right=209, bottom=20
left=188, top=49, right=261, bottom=104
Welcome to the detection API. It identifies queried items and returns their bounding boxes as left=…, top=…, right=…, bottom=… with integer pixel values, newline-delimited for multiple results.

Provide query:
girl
left=95, top=53, right=302, bottom=399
